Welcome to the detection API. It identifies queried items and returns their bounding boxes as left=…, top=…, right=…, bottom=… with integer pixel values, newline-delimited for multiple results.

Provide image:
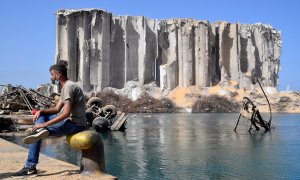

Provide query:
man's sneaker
left=23, top=128, right=49, bottom=144
left=12, top=167, right=37, bottom=178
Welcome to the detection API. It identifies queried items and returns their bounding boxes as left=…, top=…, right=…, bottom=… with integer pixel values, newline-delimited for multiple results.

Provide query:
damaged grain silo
left=55, top=9, right=282, bottom=92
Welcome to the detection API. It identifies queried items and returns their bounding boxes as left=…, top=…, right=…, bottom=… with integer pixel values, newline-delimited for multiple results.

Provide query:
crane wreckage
left=234, top=79, right=272, bottom=132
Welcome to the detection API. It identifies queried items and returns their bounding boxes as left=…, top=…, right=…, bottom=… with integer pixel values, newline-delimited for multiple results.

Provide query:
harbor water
left=1, top=113, right=300, bottom=179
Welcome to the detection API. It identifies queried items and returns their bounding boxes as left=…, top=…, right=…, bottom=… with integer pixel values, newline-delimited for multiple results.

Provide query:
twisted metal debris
left=0, top=84, right=56, bottom=113
left=234, top=79, right=272, bottom=132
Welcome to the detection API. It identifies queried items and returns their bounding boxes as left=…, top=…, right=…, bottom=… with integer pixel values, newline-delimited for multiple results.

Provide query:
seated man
left=13, top=63, right=87, bottom=178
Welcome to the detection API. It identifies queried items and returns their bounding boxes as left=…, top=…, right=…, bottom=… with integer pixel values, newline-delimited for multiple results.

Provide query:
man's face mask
left=51, top=78, right=59, bottom=85
left=51, top=73, right=60, bottom=85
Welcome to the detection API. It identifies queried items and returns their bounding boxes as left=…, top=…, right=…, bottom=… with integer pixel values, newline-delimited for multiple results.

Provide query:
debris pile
left=0, top=84, right=57, bottom=114
left=192, top=95, right=239, bottom=113
left=96, top=90, right=178, bottom=113
left=0, top=84, right=59, bottom=132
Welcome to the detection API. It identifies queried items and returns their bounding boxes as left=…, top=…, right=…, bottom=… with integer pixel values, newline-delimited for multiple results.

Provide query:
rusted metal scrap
left=234, top=79, right=272, bottom=132
left=0, top=84, right=59, bottom=132
left=234, top=97, right=271, bottom=132
left=86, top=97, right=127, bottom=132
left=0, top=84, right=57, bottom=113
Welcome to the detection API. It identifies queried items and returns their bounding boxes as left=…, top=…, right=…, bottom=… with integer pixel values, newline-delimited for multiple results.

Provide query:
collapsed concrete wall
left=56, top=9, right=282, bottom=92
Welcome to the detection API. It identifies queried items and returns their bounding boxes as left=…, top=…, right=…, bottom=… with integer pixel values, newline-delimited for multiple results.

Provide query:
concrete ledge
left=0, top=138, right=115, bottom=179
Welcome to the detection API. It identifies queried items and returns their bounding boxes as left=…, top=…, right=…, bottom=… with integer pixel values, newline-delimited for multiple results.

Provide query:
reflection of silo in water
left=156, top=114, right=207, bottom=178
left=105, top=116, right=148, bottom=178
left=141, top=116, right=165, bottom=177
left=201, top=113, right=237, bottom=178
left=103, top=115, right=169, bottom=178
left=153, top=114, right=183, bottom=178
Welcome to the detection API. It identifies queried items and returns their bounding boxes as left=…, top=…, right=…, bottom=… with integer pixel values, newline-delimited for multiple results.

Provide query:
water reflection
left=2, top=113, right=300, bottom=179
left=40, top=137, right=81, bottom=166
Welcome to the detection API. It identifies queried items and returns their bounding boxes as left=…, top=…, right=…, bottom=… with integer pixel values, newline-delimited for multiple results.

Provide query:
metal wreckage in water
left=234, top=78, right=273, bottom=132
left=0, top=84, right=127, bottom=132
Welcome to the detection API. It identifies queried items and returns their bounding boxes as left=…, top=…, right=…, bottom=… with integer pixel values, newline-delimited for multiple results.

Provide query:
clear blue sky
left=0, top=0, right=299, bottom=91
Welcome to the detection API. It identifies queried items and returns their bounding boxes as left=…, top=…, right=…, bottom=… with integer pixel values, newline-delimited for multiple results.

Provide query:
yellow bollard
left=67, top=130, right=116, bottom=179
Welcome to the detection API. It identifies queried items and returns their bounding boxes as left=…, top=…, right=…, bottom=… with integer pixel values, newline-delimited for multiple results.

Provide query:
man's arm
left=32, top=100, right=72, bottom=131
left=41, top=100, right=64, bottom=114
left=32, top=100, right=64, bottom=122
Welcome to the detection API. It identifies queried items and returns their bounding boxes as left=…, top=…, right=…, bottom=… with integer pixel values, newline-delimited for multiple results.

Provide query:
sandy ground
left=167, top=80, right=300, bottom=113
left=0, top=138, right=116, bottom=180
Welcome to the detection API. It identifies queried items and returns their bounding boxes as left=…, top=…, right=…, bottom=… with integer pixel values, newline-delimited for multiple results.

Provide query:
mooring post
left=67, top=130, right=116, bottom=179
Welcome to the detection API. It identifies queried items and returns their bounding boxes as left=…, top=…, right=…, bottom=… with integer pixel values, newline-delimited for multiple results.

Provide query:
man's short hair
left=50, top=63, right=68, bottom=78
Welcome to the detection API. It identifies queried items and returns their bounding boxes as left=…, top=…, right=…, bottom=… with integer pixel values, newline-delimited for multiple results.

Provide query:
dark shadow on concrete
left=0, top=168, right=80, bottom=179
left=37, top=169, right=81, bottom=177
left=0, top=172, right=14, bottom=179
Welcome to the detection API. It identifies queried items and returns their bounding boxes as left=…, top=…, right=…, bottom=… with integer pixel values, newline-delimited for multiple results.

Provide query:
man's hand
left=32, top=123, right=47, bottom=132
left=33, top=111, right=41, bottom=122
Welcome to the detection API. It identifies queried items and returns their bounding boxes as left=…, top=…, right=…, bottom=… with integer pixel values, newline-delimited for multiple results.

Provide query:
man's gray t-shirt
left=60, top=80, right=86, bottom=126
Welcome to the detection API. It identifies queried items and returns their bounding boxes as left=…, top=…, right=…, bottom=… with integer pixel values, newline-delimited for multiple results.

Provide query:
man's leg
left=13, top=114, right=57, bottom=177
left=25, top=116, right=84, bottom=168
left=48, top=119, right=85, bottom=137
left=25, top=114, right=57, bottom=168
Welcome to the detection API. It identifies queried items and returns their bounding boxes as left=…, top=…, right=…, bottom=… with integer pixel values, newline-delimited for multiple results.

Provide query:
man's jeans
left=25, top=114, right=85, bottom=168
